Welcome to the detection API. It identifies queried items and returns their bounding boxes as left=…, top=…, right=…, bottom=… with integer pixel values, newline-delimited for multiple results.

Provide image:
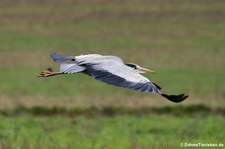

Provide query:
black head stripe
left=125, top=63, right=137, bottom=69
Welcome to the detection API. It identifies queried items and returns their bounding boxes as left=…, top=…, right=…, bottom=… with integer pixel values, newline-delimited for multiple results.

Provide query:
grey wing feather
left=60, top=63, right=86, bottom=74
left=86, top=61, right=161, bottom=94
left=51, top=53, right=74, bottom=62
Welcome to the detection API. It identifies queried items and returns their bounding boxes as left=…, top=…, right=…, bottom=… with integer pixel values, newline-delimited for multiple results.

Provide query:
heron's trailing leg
left=38, top=67, right=64, bottom=77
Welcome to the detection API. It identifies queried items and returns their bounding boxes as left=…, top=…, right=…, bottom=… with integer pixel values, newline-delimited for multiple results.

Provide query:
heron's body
left=38, top=53, right=188, bottom=103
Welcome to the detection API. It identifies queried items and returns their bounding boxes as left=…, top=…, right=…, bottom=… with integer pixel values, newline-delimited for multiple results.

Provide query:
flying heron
left=38, top=53, right=188, bottom=103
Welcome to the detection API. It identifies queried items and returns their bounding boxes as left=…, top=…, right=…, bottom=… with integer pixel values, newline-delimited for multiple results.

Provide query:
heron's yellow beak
left=140, top=67, right=157, bottom=74
left=145, top=69, right=157, bottom=74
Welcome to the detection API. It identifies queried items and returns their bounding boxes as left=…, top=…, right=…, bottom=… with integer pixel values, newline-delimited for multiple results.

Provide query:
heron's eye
left=71, top=59, right=76, bottom=61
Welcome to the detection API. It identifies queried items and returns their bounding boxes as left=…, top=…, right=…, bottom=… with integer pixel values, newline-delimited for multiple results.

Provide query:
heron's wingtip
left=50, top=53, right=74, bottom=62
left=161, top=93, right=188, bottom=103
left=50, top=53, right=58, bottom=58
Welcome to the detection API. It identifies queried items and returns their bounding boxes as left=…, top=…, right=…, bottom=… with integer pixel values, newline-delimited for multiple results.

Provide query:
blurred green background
left=0, top=0, right=224, bottom=148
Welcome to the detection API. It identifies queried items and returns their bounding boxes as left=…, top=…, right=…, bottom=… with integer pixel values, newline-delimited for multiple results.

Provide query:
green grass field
left=0, top=112, right=224, bottom=149
left=0, top=0, right=225, bottom=148
left=0, top=105, right=225, bottom=149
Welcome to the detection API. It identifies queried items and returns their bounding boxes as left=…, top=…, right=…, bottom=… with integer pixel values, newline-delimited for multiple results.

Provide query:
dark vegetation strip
left=1, top=104, right=224, bottom=117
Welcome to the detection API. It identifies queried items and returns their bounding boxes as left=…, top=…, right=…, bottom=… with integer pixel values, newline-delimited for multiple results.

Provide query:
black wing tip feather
left=161, top=93, right=189, bottom=103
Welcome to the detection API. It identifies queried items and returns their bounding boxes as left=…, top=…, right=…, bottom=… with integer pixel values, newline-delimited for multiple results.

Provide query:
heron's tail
left=50, top=53, right=74, bottom=62
left=161, top=93, right=188, bottom=103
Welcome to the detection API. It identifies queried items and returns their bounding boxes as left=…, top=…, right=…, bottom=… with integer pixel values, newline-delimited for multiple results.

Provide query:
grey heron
left=38, top=53, right=188, bottom=103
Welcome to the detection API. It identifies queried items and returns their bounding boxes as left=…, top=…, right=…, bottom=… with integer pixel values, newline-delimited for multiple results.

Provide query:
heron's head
left=125, top=63, right=157, bottom=74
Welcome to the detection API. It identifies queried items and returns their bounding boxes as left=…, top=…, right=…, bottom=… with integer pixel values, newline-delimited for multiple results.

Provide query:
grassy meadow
left=0, top=0, right=225, bottom=148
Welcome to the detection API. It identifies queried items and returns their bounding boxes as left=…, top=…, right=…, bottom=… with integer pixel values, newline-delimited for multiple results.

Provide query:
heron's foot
left=38, top=67, right=55, bottom=77
left=38, top=70, right=54, bottom=77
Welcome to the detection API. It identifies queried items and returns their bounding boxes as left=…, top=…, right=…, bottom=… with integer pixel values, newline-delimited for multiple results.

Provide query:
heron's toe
left=38, top=70, right=52, bottom=77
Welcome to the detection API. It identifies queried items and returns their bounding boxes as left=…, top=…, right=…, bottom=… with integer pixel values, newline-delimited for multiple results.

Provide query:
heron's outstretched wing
left=60, top=63, right=86, bottom=74
left=86, top=60, right=161, bottom=94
